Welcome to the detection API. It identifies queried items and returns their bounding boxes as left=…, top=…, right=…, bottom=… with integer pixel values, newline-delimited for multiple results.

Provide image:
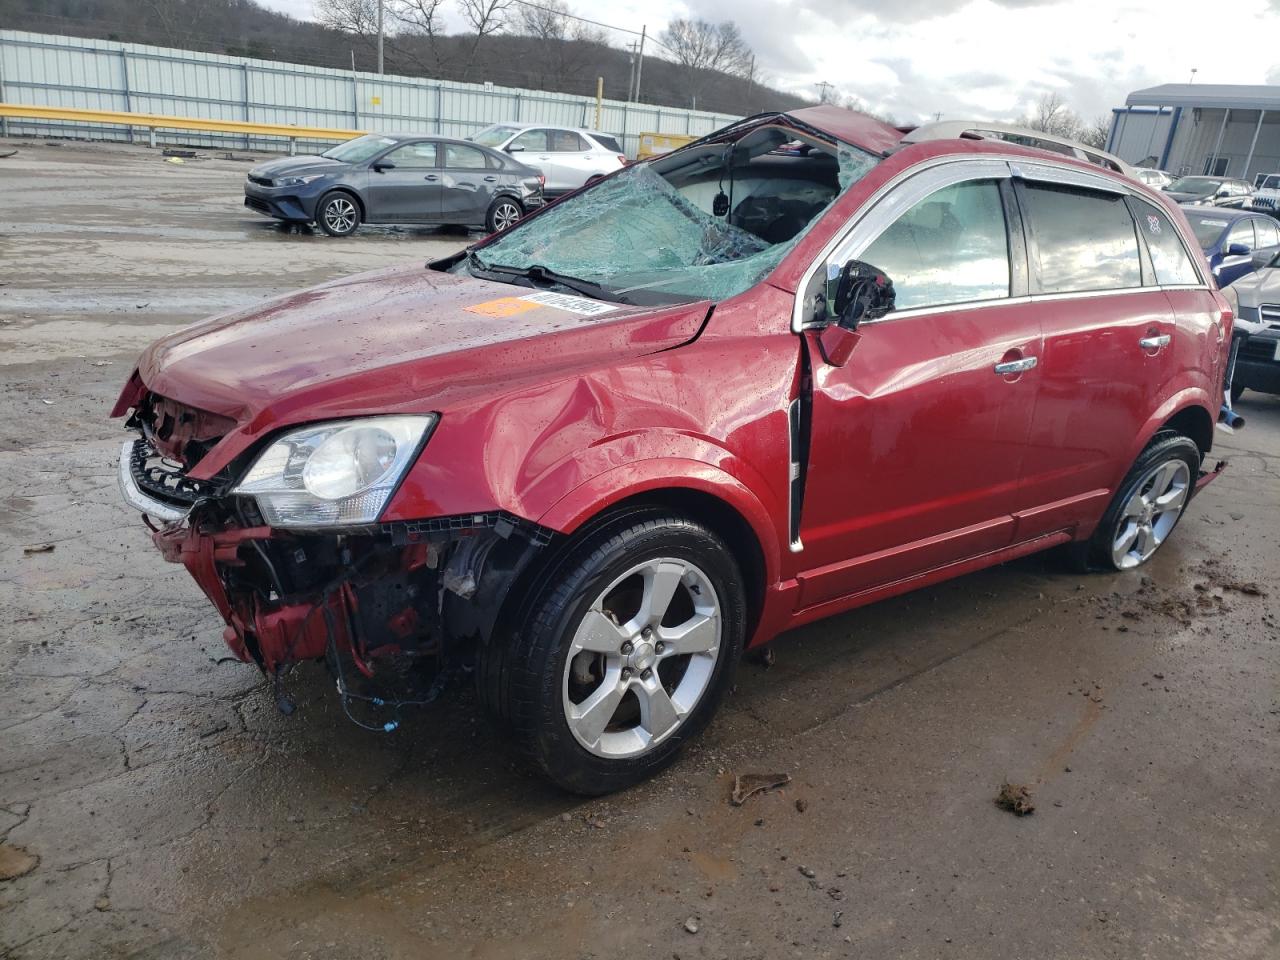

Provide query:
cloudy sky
left=258, top=0, right=1280, bottom=124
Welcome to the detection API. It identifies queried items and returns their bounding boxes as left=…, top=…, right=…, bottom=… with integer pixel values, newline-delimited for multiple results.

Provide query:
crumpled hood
left=131, top=263, right=707, bottom=470
left=1225, top=267, right=1280, bottom=334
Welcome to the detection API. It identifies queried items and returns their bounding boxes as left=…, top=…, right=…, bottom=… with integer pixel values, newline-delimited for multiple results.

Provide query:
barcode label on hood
left=521, top=291, right=617, bottom=316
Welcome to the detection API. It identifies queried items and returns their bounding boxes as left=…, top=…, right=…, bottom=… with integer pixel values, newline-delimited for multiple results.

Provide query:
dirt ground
left=1, top=141, right=1277, bottom=960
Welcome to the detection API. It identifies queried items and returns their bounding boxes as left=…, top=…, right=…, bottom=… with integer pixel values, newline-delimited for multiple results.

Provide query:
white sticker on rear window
left=1200, top=220, right=1229, bottom=229
left=520, top=291, right=618, bottom=316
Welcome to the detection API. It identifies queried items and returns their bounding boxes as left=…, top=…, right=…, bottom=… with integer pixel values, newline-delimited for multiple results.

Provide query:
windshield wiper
left=469, top=255, right=629, bottom=304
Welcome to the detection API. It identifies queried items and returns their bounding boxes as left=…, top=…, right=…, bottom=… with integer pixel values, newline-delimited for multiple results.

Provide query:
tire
left=1230, top=383, right=1245, bottom=404
left=485, top=197, right=523, bottom=233
left=485, top=511, right=745, bottom=795
left=1085, top=432, right=1201, bottom=572
left=316, top=191, right=361, bottom=237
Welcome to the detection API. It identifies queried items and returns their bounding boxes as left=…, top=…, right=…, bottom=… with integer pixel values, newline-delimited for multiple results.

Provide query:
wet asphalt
left=0, top=141, right=1277, bottom=960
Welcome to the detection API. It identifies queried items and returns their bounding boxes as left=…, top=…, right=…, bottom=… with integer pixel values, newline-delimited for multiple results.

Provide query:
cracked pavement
left=1, top=142, right=1277, bottom=959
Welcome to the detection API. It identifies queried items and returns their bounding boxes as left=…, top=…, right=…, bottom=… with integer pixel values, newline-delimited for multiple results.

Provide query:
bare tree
left=316, top=0, right=381, bottom=42
left=1080, top=115, right=1112, bottom=150
left=458, top=0, right=514, bottom=78
left=660, top=18, right=753, bottom=107
left=388, top=0, right=448, bottom=72
left=513, top=0, right=605, bottom=88
left=1022, top=91, right=1083, bottom=140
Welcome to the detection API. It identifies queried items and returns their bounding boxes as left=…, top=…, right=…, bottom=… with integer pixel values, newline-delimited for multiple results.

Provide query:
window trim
left=1127, top=195, right=1202, bottom=288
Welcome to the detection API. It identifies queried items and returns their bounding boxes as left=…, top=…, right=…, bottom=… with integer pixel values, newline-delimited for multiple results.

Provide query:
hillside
left=0, top=0, right=813, bottom=116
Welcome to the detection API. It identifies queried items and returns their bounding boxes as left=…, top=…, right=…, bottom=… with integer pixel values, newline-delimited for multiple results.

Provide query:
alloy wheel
left=561, top=557, right=721, bottom=759
left=1111, top=459, right=1191, bottom=569
left=493, top=201, right=521, bottom=231
left=323, top=197, right=357, bottom=234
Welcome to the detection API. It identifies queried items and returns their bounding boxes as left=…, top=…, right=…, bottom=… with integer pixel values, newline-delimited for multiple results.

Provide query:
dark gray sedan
left=243, top=133, right=545, bottom=237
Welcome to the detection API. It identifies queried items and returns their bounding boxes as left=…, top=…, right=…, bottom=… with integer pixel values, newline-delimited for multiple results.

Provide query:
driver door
left=365, top=141, right=441, bottom=222
left=795, top=162, right=1044, bottom=609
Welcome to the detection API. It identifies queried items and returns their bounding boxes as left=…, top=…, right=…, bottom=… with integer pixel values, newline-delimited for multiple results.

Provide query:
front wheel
left=1086, top=432, right=1200, bottom=571
left=485, top=197, right=523, bottom=233
left=491, top=513, right=745, bottom=794
left=316, top=192, right=361, bottom=237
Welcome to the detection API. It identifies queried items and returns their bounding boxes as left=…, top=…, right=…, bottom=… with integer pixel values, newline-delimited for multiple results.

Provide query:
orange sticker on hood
left=464, top=296, right=543, bottom=318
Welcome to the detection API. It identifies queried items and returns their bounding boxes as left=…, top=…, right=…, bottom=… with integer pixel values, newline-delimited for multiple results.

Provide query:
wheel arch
left=1123, top=390, right=1217, bottom=478
left=1160, top=403, right=1214, bottom=457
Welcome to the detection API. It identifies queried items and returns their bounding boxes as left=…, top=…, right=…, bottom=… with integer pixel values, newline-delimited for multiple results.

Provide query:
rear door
left=364, top=141, right=441, bottom=222
left=439, top=143, right=497, bottom=224
left=1013, top=168, right=1176, bottom=540
left=795, top=160, right=1045, bottom=607
left=543, top=129, right=597, bottom=191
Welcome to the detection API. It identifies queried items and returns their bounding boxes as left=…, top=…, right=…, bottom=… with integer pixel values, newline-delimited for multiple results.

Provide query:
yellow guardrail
left=0, top=103, right=365, bottom=152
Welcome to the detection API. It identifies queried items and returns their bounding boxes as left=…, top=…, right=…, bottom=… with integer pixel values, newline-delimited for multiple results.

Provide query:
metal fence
left=0, top=28, right=740, bottom=157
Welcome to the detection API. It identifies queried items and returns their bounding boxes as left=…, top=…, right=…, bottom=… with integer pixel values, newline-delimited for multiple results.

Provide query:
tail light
left=617, top=154, right=627, bottom=166
left=538, top=174, right=546, bottom=188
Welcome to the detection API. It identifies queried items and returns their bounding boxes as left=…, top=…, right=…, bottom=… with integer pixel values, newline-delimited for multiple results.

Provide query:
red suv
left=115, top=106, right=1232, bottom=794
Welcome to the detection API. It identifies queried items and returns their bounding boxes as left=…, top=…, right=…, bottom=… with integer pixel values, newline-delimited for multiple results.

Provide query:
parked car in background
left=244, top=133, right=544, bottom=237
left=1247, top=172, right=1280, bottom=214
left=119, top=107, right=1231, bottom=794
left=1134, top=168, right=1174, bottom=189
left=1222, top=261, right=1280, bottom=401
left=469, top=123, right=627, bottom=196
left=1184, top=207, right=1280, bottom=285
left=1165, top=175, right=1253, bottom=207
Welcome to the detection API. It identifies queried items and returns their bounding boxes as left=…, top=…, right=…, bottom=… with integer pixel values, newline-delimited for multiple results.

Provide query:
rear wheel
left=1086, top=432, right=1200, bottom=571
left=486, top=512, right=745, bottom=795
left=316, top=192, right=361, bottom=237
left=485, top=197, right=523, bottom=233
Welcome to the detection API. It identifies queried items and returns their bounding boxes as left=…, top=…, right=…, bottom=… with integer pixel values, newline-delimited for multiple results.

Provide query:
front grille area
left=247, top=174, right=273, bottom=187
left=1240, top=336, right=1280, bottom=363
left=1253, top=196, right=1276, bottom=209
left=244, top=195, right=271, bottom=214
left=129, top=438, right=220, bottom=507
left=1259, top=304, right=1280, bottom=328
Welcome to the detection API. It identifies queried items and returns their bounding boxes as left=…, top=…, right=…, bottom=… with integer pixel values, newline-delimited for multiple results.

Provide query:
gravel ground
left=1, top=140, right=1277, bottom=960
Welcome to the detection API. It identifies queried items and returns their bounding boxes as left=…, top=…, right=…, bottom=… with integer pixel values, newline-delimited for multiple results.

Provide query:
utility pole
left=1188, top=67, right=1197, bottom=84
left=627, top=41, right=637, bottom=104
left=633, top=25, right=646, bottom=103
left=376, top=0, right=385, bottom=75
left=815, top=81, right=835, bottom=104
left=744, top=53, right=755, bottom=113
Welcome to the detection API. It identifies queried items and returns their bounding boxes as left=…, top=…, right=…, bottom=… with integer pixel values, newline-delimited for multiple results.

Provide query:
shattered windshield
left=463, top=133, right=879, bottom=304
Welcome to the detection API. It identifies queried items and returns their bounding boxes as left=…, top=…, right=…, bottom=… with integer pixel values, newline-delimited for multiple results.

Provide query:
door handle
left=993, top=356, right=1038, bottom=375
left=424, top=174, right=439, bottom=181
left=483, top=175, right=498, bottom=182
left=1139, top=334, right=1171, bottom=349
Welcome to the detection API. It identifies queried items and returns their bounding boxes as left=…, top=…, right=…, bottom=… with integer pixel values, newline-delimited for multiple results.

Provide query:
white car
left=1134, top=167, right=1174, bottom=189
left=1249, top=173, right=1280, bottom=215
left=470, top=123, right=627, bottom=197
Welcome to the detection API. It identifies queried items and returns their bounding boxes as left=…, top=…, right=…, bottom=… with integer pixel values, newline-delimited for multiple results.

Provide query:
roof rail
left=898, top=120, right=1136, bottom=178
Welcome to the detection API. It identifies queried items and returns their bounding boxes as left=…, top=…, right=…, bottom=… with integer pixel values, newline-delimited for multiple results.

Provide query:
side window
left=549, top=130, right=588, bottom=152
left=592, top=134, right=624, bottom=154
left=1226, top=220, right=1255, bottom=250
left=444, top=144, right=488, bottom=169
left=856, top=179, right=1010, bottom=312
left=1133, top=200, right=1200, bottom=285
left=1256, top=218, right=1280, bottom=248
left=383, top=141, right=437, bottom=168
left=510, top=129, right=549, bottom=152
left=1021, top=183, right=1141, bottom=293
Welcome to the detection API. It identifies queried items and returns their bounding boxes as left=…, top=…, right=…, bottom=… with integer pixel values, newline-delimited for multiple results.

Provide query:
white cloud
left=257, top=0, right=1280, bottom=124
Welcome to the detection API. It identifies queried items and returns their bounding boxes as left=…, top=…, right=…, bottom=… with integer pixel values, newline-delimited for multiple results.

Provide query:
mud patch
left=994, top=782, right=1035, bottom=816
left=0, top=842, right=39, bottom=880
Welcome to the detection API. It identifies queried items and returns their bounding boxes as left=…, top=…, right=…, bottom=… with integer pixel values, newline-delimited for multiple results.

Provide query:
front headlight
left=276, top=173, right=327, bottom=187
left=233, top=415, right=436, bottom=527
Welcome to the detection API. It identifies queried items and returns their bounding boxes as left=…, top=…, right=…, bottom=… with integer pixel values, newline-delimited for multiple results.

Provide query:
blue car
left=1182, top=206, right=1280, bottom=286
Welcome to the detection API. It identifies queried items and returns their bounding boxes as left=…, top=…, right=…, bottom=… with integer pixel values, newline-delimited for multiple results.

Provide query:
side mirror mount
left=506, top=144, right=525, bottom=153
left=371, top=160, right=395, bottom=172
left=1227, top=242, right=1251, bottom=256
left=816, top=260, right=895, bottom=367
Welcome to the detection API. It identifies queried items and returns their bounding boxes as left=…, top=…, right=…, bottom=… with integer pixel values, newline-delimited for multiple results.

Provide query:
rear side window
left=1133, top=200, right=1200, bottom=285
left=444, top=144, right=488, bottom=169
left=858, top=179, right=1010, bottom=311
left=549, top=130, right=588, bottom=152
left=1021, top=183, right=1141, bottom=293
left=592, top=134, right=624, bottom=153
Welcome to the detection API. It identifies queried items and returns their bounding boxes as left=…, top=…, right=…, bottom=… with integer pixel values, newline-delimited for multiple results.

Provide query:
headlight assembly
left=276, top=173, right=327, bottom=187
left=233, top=415, right=437, bottom=527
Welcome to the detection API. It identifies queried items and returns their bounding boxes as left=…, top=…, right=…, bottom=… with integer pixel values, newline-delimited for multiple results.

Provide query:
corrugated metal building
left=1108, top=84, right=1280, bottom=184
left=0, top=29, right=740, bottom=157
